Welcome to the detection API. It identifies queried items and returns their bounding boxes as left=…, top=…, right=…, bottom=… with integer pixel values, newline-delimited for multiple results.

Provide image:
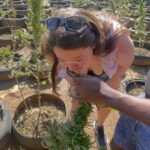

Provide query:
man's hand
left=70, top=75, right=108, bottom=105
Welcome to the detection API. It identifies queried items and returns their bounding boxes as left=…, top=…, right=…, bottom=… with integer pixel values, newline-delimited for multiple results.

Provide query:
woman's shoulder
left=99, top=16, right=121, bottom=39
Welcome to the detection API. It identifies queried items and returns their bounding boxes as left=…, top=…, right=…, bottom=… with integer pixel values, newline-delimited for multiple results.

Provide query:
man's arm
left=104, top=86, right=150, bottom=125
left=71, top=76, right=150, bottom=125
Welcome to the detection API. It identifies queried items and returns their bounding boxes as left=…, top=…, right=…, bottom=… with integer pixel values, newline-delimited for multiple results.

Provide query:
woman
left=41, top=7, right=134, bottom=149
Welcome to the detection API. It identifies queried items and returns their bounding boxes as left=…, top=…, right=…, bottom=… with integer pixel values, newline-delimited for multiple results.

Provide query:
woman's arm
left=107, top=33, right=135, bottom=88
left=115, top=33, right=135, bottom=76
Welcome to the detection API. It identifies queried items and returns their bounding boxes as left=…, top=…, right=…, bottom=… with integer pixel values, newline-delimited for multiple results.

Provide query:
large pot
left=132, top=40, right=150, bottom=66
left=0, top=53, right=20, bottom=81
left=129, top=27, right=150, bottom=42
left=123, top=78, right=145, bottom=96
left=119, top=17, right=135, bottom=28
left=15, top=7, right=30, bottom=16
left=1, top=14, right=27, bottom=28
left=12, top=93, right=66, bottom=150
left=50, top=1, right=70, bottom=8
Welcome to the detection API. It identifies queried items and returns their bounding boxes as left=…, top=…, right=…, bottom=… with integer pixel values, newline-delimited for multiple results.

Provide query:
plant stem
left=15, top=76, right=29, bottom=110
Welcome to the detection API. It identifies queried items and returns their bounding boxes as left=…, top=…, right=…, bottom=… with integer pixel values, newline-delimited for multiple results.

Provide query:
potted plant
left=123, top=78, right=145, bottom=96
left=0, top=46, right=20, bottom=80
left=11, top=0, right=66, bottom=149
left=12, top=93, right=66, bottom=149
left=129, top=0, right=150, bottom=42
left=1, top=0, right=27, bottom=28
left=132, top=40, right=150, bottom=66
left=44, top=103, right=93, bottom=150
left=111, top=0, right=137, bottom=28
left=129, top=0, right=150, bottom=66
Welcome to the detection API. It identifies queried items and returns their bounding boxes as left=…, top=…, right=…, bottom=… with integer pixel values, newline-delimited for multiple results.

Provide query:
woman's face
left=53, top=46, right=93, bottom=73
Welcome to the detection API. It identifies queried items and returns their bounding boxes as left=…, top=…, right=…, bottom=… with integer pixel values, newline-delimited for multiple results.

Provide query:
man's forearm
left=105, top=89, right=150, bottom=125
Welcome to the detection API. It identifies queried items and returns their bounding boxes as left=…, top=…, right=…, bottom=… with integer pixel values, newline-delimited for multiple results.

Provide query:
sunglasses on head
left=45, top=16, right=91, bottom=32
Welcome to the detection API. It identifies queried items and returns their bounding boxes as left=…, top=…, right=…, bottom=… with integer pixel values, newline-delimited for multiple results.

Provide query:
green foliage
left=15, top=29, right=32, bottom=48
left=45, top=103, right=93, bottom=150
left=0, top=46, right=15, bottom=67
left=44, top=120, right=68, bottom=150
left=109, top=0, right=138, bottom=17
left=133, top=0, right=146, bottom=46
left=29, top=0, right=43, bottom=48
left=0, top=46, right=13, bottom=60
left=73, top=0, right=91, bottom=8
left=2, top=0, right=17, bottom=18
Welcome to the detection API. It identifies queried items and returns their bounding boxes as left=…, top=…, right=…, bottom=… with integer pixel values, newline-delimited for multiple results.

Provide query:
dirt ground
left=0, top=65, right=150, bottom=150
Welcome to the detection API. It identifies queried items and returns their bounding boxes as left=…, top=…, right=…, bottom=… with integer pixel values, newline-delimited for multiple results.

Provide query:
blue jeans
left=114, top=93, right=150, bottom=150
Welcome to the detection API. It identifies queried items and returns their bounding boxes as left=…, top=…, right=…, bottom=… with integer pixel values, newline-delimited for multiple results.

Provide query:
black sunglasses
left=45, top=16, right=91, bottom=32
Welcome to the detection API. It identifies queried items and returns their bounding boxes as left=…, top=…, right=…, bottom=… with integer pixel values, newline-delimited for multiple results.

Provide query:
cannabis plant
left=133, top=0, right=146, bottom=46
left=44, top=103, right=93, bottom=150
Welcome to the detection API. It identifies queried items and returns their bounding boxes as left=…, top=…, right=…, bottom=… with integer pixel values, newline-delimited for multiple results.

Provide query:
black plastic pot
left=50, top=1, right=70, bottom=8
left=123, top=78, right=145, bottom=96
left=145, top=71, right=150, bottom=98
left=129, top=3, right=150, bottom=13
left=0, top=53, right=20, bottom=80
left=119, top=17, right=135, bottom=28
left=97, top=1, right=109, bottom=9
left=0, top=25, right=11, bottom=34
left=0, top=39, right=14, bottom=49
left=132, top=40, right=150, bottom=66
left=0, top=67, right=14, bottom=81
left=15, top=7, right=30, bottom=16
left=12, top=93, right=66, bottom=150
left=0, top=29, right=21, bottom=49
left=1, top=14, right=27, bottom=28
left=0, top=101, right=12, bottom=150
left=22, top=0, right=28, bottom=3
left=12, top=0, right=23, bottom=4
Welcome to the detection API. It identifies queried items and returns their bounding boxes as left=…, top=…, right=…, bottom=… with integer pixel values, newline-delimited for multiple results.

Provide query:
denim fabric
left=114, top=93, right=150, bottom=150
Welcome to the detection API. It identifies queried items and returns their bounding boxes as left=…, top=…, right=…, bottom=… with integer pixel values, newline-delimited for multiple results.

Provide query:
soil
left=0, top=60, right=15, bottom=68
left=128, top=86, right=145, bottom=96
left=134, top=47, right=150, bottom=57
left=0, top=34, right=13, bottom=40
left=15, top=104, right=65, bottom=138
